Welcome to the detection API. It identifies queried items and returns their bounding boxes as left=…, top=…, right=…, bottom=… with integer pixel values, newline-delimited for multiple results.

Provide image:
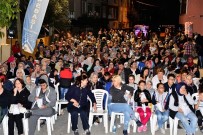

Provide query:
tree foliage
left=0, top=0, right=20, bottom=37
left=44, top=0, right=69, bottom=30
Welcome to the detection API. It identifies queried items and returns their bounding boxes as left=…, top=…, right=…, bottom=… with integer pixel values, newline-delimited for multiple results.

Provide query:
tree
left=44, top=0, right=69, bottom=31
left=0, top=0, right=20, bottom=38
left=20, top=0, right=70, bottom=36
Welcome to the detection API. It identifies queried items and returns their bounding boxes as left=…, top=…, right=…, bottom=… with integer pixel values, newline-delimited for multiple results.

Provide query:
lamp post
left=8, top=29, right=14, bottom=56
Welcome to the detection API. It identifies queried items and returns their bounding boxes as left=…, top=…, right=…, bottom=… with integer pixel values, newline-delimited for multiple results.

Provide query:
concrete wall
left=6, top=36, right=50, bottom=59
left=179, top=0, right=203, bottom=35
left=0, top=27, right=7, bottom=45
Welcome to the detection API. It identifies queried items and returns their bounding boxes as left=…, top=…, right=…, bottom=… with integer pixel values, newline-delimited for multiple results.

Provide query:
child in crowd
left=127, top=74, right=137, bottom=109
left=134, top=80, right=152, bottom=132
left=127, top=74, right=137, bottom=90
left=146, top=81, right=155, bottom=98
left=152, top=83, right=169, bottom=134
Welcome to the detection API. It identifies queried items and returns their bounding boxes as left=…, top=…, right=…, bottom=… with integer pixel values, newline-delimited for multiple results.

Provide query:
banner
left=22, top=0, right=49, bottom=53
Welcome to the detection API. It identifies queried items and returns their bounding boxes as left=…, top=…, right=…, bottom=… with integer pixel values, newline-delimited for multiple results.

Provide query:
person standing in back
left=59, top=63, right=73, bottom=99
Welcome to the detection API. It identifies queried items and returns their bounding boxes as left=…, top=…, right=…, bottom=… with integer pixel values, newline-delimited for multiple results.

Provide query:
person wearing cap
left=27, top=75, right=57, bottom=135
left=168, top=82, right=197, bottom=135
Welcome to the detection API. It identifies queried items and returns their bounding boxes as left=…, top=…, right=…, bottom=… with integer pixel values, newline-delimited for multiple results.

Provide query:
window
left=114, top=0, right=118, bottom=4
left=88, top=3, right=93, bottom=13
left=108, top=7, right=118, bottom=19
left=82, top=0, right=87, bottom=14
left=102, top=6, right=107, bottom=18
left=180, top=0, right=187, bottom=14
left=95, top=5, right=101, bottom=17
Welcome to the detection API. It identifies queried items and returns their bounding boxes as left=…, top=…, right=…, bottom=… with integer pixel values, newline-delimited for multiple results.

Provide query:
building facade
left=68, top=0, right=130, bottom=29
left=179, top=0, right=203, bottom=35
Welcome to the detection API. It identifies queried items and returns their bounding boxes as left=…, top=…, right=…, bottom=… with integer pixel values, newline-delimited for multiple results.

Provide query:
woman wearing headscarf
left=15, top=68, right=26, bottom=82
left=83, top=56, right=94, bottom=77
left=169, top=82, right=197, bottom=135
left=6, top=61, right=17, bottom=79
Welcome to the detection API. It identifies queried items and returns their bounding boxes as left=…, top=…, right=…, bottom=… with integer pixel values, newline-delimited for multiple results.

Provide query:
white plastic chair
left=37, top=116, right=53, bottom=135
left=67, top=112, right=73, bottom=133
left=22, top=114, right=29, bottom=135
left=36, top=83, right=58, bottom=135
left=109, top=112, right=137, bottom=133
left=150, top=113, right=168, bottom=135
left=88, top=89, right=109, bottom=133
left=109, top=104, right=138, bottom=133
left=54, top=83, right=68, bottom=116
left=109, top=92, right=137, bottom=133
left=3, top=114, right=29, bottom=135
left=2, top=115, right=8, bottom=135
left=36, top=108, right=57, bottom=134
left=169, top=116, right=179, bottom=135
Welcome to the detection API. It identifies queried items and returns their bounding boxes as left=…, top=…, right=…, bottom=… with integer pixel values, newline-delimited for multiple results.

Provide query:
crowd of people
left=0, top=28, right=203, bottom=135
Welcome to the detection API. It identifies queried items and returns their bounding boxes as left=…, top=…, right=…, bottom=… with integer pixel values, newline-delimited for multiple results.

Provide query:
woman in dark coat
left=65, top=74, right=97, bottom=135
left=8, top=78, right=32, bottom=135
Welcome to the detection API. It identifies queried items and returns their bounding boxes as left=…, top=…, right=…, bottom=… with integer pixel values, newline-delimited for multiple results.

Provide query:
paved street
left=1, top=110, right=202, bottom=135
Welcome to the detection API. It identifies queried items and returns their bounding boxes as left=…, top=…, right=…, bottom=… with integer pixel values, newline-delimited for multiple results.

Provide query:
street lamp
left=8, top=29, right=15, bottom=55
